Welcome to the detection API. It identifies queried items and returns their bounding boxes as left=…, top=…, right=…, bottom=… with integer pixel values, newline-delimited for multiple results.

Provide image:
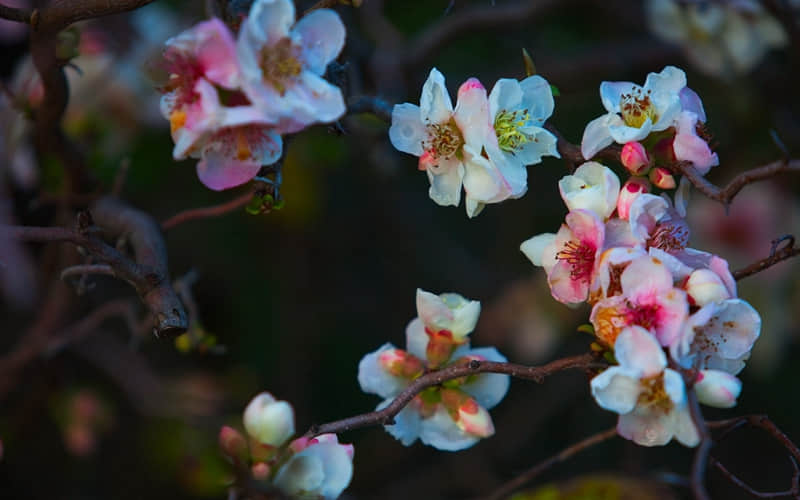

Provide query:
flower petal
left=292, top=8, right=345, bottom=75
left=389, top=103, right=425, bottom=156
left=581, top=113, right=620, bottom=160
left=591, top=367, right=640, bottom=414
left=614, top=326, right=666, bottom=377
left=420, top=68, right=453, bottom=124
left=418, top=405, right=482, bottom=451
left=196, top=154, right=262, bottom=191
left=357, top=343, right=407, bottom=399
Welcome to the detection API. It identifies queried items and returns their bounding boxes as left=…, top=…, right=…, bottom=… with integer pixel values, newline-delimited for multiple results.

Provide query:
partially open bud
left=243, top=392, right=295, bottom=447
left=617, top=177, right=651, bottom=220
left=695, top=370, right=741, bottom=408
left=649, top=167, right=676, bottom=189
left=620, top=142, right=650, bottom=175
left=425, top=328, right=457, bottom=368
left=378, top=349, right=424, bottom=379
left=251, top=461, right=272, bottom=480
left=686, top=269, right=731, bottom=307
left=219, top=425, right=248, bottom=463
left=440, top=389, right=495, bottom=438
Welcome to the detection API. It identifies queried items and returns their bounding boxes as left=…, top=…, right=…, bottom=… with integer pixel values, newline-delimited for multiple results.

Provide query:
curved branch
left=33, top=0, right=157, bottom=32
left=60, top=263, right=115, bottom=281
left=710, top=456, right=800, bottom=499
left=733, top=236, right=800, bottom=280
left=303, top=353, right=603, bottom=438
left=688, top=389, right=712, bottom=500
left=0, top=3, right=32, bottom=23
left=162, top=191, right=255, bottom=230
left=484, top=427, right=618, bottom=500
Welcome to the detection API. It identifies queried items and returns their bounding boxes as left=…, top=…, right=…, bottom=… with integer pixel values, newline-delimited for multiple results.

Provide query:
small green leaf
left=550, top=84, right=561, bottom=97
left=577, top=324, right=595, bottom=336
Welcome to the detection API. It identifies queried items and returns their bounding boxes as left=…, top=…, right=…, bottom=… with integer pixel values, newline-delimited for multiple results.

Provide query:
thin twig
left=45, top=298, right=139, bottom=354
left=710, top=456, right=800, bottom=499
left=482, top=427, right=618, bottom=500
left=303, top=353, right=604, bottom=438
left=161, top=191, right=255, bottom=230
left=346, top=95, right=393, bottom=122
left=733, top=237, right=800, bottom=281
left=60, top=263, right=115, bottom=281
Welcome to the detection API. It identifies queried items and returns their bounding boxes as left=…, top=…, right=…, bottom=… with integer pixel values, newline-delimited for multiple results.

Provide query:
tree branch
left=733, top=235, right=800, bottom=281
left=60, top=263, right=115, bottom=281
left=346, top=95, right=393, bottom=122
left=688, top=389, right=712, bottom=500
left=162, top=191, right=255, bottom=230
left=709, top=456, right=800, bottom=499
left=0, top=3, right=33, bottom=23
left=303, top=353, right=603, bottom=439
left=2, top=198, right=187, bottom=337
left=483, top=427, right=618, bottom=500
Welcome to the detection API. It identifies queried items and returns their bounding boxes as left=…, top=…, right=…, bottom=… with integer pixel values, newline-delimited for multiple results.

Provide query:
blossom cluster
left=389, top=69, right=560, bottom=217
left=219, top=392, right=354, bottom=499
left=158, top=0, right=345, bottom=190
left=358, top=289, right=510, bottom=450
left=521, top=67, right=761, bottom=447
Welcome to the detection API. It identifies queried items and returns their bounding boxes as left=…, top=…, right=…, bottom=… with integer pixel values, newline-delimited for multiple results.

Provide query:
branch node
left=469, top=359, right=481, bottom=370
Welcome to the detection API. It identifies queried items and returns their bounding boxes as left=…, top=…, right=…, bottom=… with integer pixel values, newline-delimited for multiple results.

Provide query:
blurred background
left=1, top=0, right=799, bottom=498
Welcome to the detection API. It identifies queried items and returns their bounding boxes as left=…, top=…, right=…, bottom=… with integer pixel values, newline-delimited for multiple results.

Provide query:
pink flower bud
left=251, top=461, right=271, bottom=480
left=425, top=328, right=457, bottom=368
left=456, top=398, right=495, bottom=438
left=686, top=269, right=731, bottom=307
left=649, top=167, right=676, bottom=189
left=617, top=177, right=651, bottom=220
left=694, top=370, right=741, bottom=408
left=379, top=349, right=424, bottom=378
left=219, top=426, right=248, bottom=463
left=620, top=142, right=650, bottom=175
left=288, top=436, right=310, bottom=453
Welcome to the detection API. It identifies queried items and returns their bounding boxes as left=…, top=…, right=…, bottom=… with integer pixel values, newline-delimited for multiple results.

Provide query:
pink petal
left=196, top=154, right=262, bottom=191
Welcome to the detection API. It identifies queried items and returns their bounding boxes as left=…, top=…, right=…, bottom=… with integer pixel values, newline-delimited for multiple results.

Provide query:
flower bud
left=425, top=329, right=457, bottom=368
left=686, top=269, right=731, bottom=307
left=243, top=392, right=295, bottom=447
left=440, top=389, right=495, bottom=438
left=620, top=142, right=650, bottom=175
left=378, top=349, right=424, bottom=378
left=251, top=461, right=271, bottom=480
left=695, top=370, right=741, bottom=408
left=616, top=177, right=651, bottom=220
left=218, top=426, right=248, bottom=463
left=649, top=167, right=676, bottom=189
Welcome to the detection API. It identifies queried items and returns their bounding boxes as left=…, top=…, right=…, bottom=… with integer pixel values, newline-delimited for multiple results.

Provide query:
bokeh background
left=1, top=0, right=800, bottom=498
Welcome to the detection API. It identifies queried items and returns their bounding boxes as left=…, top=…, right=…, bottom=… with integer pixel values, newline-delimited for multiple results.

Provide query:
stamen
left=556, top=240, right=596, bottom=281
left=637, top=375, right=673, bottom=414
left=647, top=217, right=690, bottom=252
left=259, top=38, right=303, bottom=95
left=494, top=108, right=533, bottom=153
left=422, top=119, right=463, bottom=161
left=620, top=87, right=658, bottom=128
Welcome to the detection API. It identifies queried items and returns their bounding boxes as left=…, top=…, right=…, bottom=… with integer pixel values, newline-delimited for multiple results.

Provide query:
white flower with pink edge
left=591, top=326, right=699, bottom=447
left=236, top=0, right=346, bottom=133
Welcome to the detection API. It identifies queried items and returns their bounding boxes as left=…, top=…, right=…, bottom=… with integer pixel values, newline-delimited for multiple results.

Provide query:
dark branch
left=0, top=3, right=33, bottom=23
left=710, top=456, right=800, bottom=499
left=346, top=95, right=393, bottom=122
left=670, top=159, right=800, bottom=206
left=303, top=353, right=603, bottom=438
left=483, top=427, right=618, bottom=500
left=33, top=0, right=157, bottom=32
left=162, top=191, right=255, bottom=230
left=2, top=198, right=187, bottom=337
left=60, top=263, right=115, bottom=281
left=733, top=235, right=800, bottom=280
left=688, top=389, right=712, bottom=500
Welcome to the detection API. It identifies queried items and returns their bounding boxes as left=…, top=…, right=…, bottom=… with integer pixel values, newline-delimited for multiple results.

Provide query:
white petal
left=420, top=68, right=453, bottom=124
left=671, top=404, right=700, bottom=447
left=679, top=87, right=706, bottom=122
left=461, top=347, right=510, bottom=409
left=275, top=442, right=353, bottom=499
left=591, top=367, right=640, bottom=414
left=662, top=368, right=686, bottom=406
left=617, top=411, right=671, bottom=447
left=454, top=80, right=492, bottom=148
left=520, top=233, right=555, bottom=268
left=245, top=0, right=294, bottom=46
left=581, top=113, right=621, bottom=159
left=418, top=405, right=482, bottom=451
left=427, top=159, right=463, bottom=207
left=608, top=120, right=652, bottom=143
left=643, top=66, right=686, bottom=95
left=519, top=75, right=555, bottom=122
left=488, top=78, right=523, bottom=119
left=516, top=127, right=560, bottom=164
left=614, top=326, right=666, bottom=377
left=389, top=103, right=425, bottom=156
left=381, top=400, right=422, bottom=446
left=292, top=9, right=345, bottom=75
left=405, top=317, right=429, bottom=360
left=357, top=343, right=407, bottom=399
left=600, top=81, right=635, bottom=113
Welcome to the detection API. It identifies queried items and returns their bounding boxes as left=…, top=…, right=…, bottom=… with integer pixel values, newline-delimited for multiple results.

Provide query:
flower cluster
left=646, top=0, right=788, bottom=78
left=389, top=69, right=560, bottom=217
left=158, top=0, right=345, bottom=190
left=521, top=68, right=761, bottom=445
left=358, top=289, right=510, bottom=450
left=219, top=392, right=354, bottom=499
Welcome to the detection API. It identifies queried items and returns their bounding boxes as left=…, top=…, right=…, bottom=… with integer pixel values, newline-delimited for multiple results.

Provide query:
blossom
left=521, top=209, right=605, bottom=305
left=581, top=66, right=686, bottom=160
left=558, top=162, right=621, bottom=220
left=590, top=255, right=688, bottom=347
left=160, top=18, right=283, bottom=190
left=617, top=177, right=651, bottom=221
left=243, top=392, right=295, bottom=446
left=275, top=434, right=354, bottom=500
left=591, top=326, right=699, bottom=447
left=390, top=71, right=526, bottom=216
left=646, top=0, right=787, bottom=78
left=620, top=142, right=650, bottom=175
left=484, top=75, right=560, bottom=191
left=672, top=298, right=761, bottom=375
left=236, top=0, right=346, bottom=133
left=357, top=290, right=509, bottom=451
